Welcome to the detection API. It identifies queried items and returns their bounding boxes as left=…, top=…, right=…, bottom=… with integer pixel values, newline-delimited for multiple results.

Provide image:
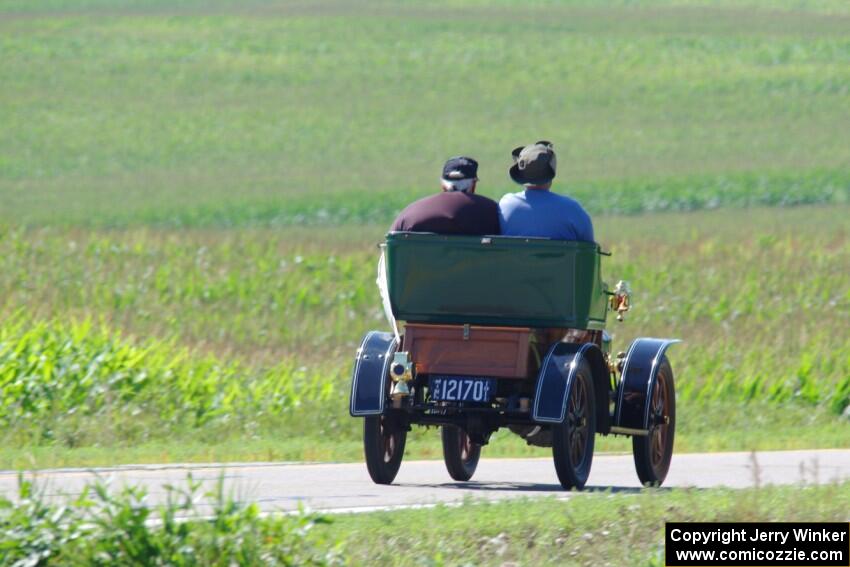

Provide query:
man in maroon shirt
left=390, top=157, right=500, bottom=235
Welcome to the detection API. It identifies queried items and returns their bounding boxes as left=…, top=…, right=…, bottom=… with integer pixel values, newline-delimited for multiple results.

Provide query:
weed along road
left=2, top=450, right=848, bottom=515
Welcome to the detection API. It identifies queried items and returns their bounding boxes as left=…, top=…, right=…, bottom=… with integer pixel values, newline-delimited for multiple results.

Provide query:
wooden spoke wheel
left=552, top=360, right=596, bottom=490
left=633, top=356, right=676, bottom=486
left=441, top=425, right=481, bottom=481
left=363, top=414, right=407, bottom=485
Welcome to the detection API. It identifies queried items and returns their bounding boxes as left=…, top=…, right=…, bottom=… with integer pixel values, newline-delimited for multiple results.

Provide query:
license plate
left=429, top=375, right=495, bottom=403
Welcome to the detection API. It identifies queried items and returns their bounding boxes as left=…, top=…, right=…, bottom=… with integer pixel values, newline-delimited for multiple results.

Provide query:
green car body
left=352, top=231, right=679, bottom=490
left=384, top=232, right=609, bottom=330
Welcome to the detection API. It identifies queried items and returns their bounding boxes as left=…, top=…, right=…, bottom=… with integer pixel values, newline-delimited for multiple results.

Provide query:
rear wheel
left=363, top=414, right=406, bottom=485
left=441, top=425, right=481, bottom=481
left=552, top=360, right=596, bottom=490
left=632, top=357, right=676, bottom=486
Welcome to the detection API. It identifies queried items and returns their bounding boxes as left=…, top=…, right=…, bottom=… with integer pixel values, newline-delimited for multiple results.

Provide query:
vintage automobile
left=349, top=232, right=679, bottom=489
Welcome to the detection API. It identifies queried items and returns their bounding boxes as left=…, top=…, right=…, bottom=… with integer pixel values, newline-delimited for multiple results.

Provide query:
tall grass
left=0, top=476, right=339, bottom=566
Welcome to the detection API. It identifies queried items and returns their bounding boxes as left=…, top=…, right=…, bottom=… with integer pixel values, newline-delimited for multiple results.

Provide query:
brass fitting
left=615, top=351, right=627, bottom=373
left=610, top=280, right=632, bottom=322
left=389, top=351, right=414, bottom=399
left=604, top=352, right=617, bottom=374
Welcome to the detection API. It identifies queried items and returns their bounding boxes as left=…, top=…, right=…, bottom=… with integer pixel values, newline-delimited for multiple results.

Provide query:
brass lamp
left=389, top=352, right=414, bottom=399
left=611, top=280, right=632, bottom=322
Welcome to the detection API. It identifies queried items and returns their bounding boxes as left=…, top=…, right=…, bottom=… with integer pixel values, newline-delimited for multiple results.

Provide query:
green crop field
left=0, top=0, right=848, bottom=469
left=2, top=0, right=849, bottom=226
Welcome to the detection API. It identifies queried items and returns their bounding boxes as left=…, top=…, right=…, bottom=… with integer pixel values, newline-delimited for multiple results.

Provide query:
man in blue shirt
left=498, top=141, right=594, bottom=242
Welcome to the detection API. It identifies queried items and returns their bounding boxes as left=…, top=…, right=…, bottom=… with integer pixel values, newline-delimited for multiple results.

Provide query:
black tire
left=441, top=425, right=481, bottom=481
left=633, top=356, right=676, bottom=487
left=552, top=359, right=596, bottom=490
left=363, top=414, right=407, bottom=485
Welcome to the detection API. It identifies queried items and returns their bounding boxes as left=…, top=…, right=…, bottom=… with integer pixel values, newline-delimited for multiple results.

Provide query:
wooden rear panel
left=402, top=324, right=541, bottom=379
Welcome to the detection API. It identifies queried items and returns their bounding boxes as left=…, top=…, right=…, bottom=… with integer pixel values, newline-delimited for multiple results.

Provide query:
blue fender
left=349, top=331, right=398, bottom=417
left=532, top=342, right=609, bottom=426
left=613, top=338, right=680, bottom=430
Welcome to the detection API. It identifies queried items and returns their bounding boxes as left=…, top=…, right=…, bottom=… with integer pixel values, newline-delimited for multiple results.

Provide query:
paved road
left=1, top=449, right=848, bottom=514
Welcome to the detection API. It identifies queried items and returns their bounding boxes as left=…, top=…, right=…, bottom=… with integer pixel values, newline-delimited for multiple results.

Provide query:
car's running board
left=609, top=426, right=649, bottom=437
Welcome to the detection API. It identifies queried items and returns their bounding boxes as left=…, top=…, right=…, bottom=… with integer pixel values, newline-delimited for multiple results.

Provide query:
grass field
left=2, top=475, right=848, bottom=566
left=322, top=481, right=850, bottom=566
left=1, top=0, right=848, bottom=226
left=0, top=0, right=848, bottom=468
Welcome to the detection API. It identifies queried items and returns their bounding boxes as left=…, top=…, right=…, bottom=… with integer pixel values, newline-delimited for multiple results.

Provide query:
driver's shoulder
left=497, top=190, right=524, bottom=206
left=550, top=191, right=590, bottom=215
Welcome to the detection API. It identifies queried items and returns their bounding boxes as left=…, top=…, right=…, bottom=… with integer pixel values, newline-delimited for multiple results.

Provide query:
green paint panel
left=385, top=233, right=609, bottom=330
